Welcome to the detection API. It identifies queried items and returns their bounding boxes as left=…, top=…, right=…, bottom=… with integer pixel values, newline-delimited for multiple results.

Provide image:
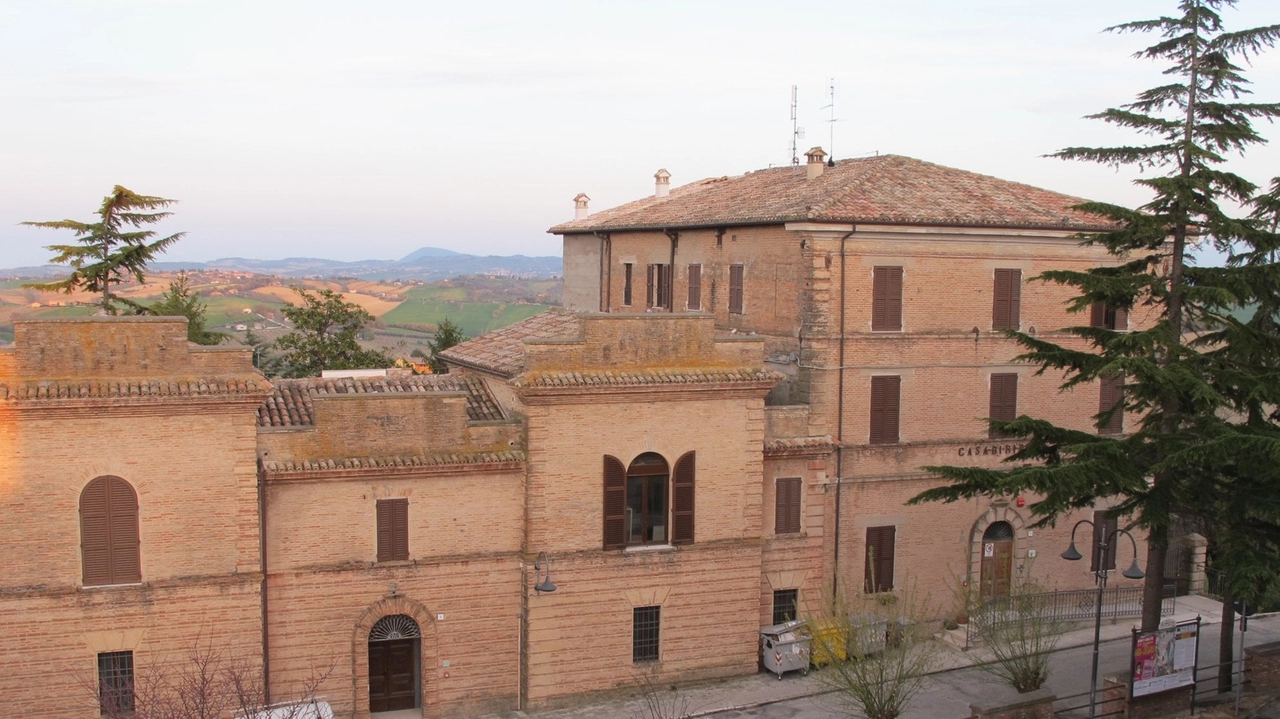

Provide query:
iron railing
left=966, top=584, right=1176, bottom=647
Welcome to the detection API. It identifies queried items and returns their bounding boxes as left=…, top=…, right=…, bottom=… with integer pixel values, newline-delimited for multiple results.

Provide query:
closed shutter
left=992, top=269, right=1021, bottom=329
left=81, top=476, right=140, bottom=586
left=1091, top=302, right=1106, bottom=327
left=623, top=264, right=633, bottom=306
left=774, top=478, right=802, bottom=534
left=80, top=479, right=113, bottom=586
left=604, top=456, right=627, bottom=550
left=1114, top=306, right=1128, bottom=331
left=989, top=373, right=1018, bottom=437
left=661, top=264, right=673, bottom=309
left=108, top=479, right=141, bottom=583
left=687, top=264, right=701, bottom=310
left=1091, top=510, right=1119, bottom=571
left=865, top=526, right=896, bottom=593
left=872, top=267, right=903, bottom=331
left=671, top=451, right=695, bottom=545
left=646, top=265, right=656, bottom=308
left=392, top=499, right=409, bottom=560
left=1099, top=374, right=1124, bottom=435
left=729, top=264, right=744, bottom=314
left=869, top=375, right=901, bottom=445
left=376, top=500, right=398, bottom=562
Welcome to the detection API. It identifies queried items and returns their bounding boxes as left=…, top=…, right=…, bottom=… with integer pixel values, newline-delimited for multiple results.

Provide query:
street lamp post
left=1061, top=519, right=1146, bottom=719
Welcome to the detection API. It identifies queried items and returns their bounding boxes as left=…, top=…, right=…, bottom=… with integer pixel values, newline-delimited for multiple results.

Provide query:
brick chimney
left=654, top=169, right=671, bottom=198
left=574, top=193, right=590, bottom=220
left=805, top=147, right=828, bottom=180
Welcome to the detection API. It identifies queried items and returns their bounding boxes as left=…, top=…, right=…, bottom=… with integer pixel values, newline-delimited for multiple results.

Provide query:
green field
left=383, top=294, right=550, bottom=337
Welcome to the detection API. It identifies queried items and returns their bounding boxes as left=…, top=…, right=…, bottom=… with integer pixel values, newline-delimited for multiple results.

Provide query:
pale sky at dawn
left=2, top=0, right=1278, bottom=268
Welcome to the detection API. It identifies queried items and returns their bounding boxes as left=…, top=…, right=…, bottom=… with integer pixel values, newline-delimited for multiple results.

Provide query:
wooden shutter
left=989, top=373, right=1018, bottom=437
left=376, top=499, right=407, bottom=562
left=671, top=451, right=695, bottom=545
left=872, top=267, right=903, bottom=331
left=687, top=264, right=701, bottom=310
left=646, top=265, right=656, bottom=308
left=1091, top=510, right=1119, bottom=571
left=1099, top=374, right=1124, bottom=435
left=604, top=456, right=627, bottom=549
left=865, top=526, right=896, bottom=593
left=1114, top=306, right=1128, bottom=331
left=623, top=264, right=633, bottom=306
left=661, top=264, right=673, bottom=309
left=1090, top=302, right=1106, bottom=327
left=729, top=264, right=744, bottom=314
left=774, top=478, right=802, bottom=534
left=81, top=476, right=139, bottom=586
left=869, top=375, right=901, bottom=445
left=992, top=269, right=1021, bottom=329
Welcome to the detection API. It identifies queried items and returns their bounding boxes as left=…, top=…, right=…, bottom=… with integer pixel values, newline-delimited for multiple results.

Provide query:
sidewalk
left=479, top=594, right=1252, bottom=719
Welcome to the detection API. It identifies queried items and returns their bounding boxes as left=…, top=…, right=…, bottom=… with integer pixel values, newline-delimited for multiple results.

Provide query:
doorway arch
left=352, top=596, right=436, bottom=719
left=368, top=615, right=420, bottom=713
left=980, top=521, right=1014, bottom=598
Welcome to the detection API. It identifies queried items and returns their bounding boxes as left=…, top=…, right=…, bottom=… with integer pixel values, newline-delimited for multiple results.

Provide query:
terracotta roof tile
left=262, top=449, right=524, bottom=473
left=437, top=309, right=582, bottom=378
left=0, top=377, right=270, bottom=401
left=550, top=154, right=1114, bottom=234
left=513, top=367, right=778, bottom=388
left=258, top=374, right=503, bottom=427
left=765, top=436, right=836, bottom=456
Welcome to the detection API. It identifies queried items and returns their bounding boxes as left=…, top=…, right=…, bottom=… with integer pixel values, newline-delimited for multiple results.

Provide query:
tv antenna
left=789, top=85, right=805, bottom=168
left=820, top=78, right=838, bottom=162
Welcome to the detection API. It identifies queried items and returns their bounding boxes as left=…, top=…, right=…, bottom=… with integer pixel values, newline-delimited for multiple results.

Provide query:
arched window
left=603, top=452, right=695, bottom=550
left=80, top=476, right=141, bottom=586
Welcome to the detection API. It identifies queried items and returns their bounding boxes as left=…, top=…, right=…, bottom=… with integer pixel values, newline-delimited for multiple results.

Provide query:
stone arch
left=966, top=503, right=1029, bottom=586
left=351, top=595, right=439, bottom=719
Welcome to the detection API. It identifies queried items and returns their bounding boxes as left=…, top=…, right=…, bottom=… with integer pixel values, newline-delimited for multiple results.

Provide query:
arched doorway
left=368, top=614, right=420, bottom=713
left=979, top=521, right=1014, bottom=598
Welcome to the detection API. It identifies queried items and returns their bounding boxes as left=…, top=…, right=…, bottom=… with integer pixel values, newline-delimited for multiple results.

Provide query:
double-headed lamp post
left=1062, top=519, right=1145, bottom=719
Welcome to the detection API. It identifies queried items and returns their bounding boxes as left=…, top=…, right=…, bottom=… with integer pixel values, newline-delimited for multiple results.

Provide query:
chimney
left=805, top=147, right=828, bottom=179
left=654, top=168, right=671, bottom=198
left=574, top=193, right=590, bottom=221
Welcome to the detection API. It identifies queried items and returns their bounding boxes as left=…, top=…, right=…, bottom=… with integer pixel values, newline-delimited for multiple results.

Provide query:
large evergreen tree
left=274, top=288, right=393, bottom=378
left=23, top=186, right=184, bottom=314
left=910, top=0, right=1280, bottom=633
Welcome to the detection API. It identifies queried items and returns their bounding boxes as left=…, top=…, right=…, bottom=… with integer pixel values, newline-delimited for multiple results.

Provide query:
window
left=647, top=264, right=671, bottom=309
left=1091, top=510, right=1119, bottom=572
left=728, top=264, right=744, bottom=314
left=1090, top=303, right=1128, bottom=331
left=773, top=589, right=799, bottom=625
left=869, top=376, right=901, bottom=445
left=633, top=606, right=660, bottom=662
left=992, top=269, right=1022, bottom=330
left=988, top=373, right=1018, bottom=438
left=1098, top=374, right=1124, bottom=435
left=774, top=478, right=802, bottom=534
left=865, top=526, right=896, bottom=593
left=687, top=264, right=701, bottom=310
left=97, top=651, right=134, bottom=716
left=871, top=266, right=903, bottom=331
left=80, top=476, right=141, bottom=586
left=604, top=452, right=695, bottom=549
left=376, top=498, right=409, bottom=562
left=623, top=263, right=633, bottom=306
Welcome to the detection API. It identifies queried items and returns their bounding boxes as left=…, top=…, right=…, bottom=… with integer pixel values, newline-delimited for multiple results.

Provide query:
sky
left=2, top=0, right=1278, bottom=268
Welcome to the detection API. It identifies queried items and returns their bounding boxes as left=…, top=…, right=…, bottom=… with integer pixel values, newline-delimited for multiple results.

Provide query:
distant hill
left=2, top=247, right=562, bottom=281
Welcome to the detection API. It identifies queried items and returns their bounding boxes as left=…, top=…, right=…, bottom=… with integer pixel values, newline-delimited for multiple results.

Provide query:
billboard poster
left=1132, top=619, right=1199, bottom=697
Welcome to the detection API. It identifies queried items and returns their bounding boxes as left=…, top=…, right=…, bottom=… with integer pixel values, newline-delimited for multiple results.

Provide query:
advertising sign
left=1132, top=619, right=1199, bottom=697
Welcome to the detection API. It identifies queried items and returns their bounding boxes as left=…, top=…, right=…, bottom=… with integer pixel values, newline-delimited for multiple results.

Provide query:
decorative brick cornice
left=261, top=451, right=525, bottom=480
left=764, top=435, right=835, bottom=458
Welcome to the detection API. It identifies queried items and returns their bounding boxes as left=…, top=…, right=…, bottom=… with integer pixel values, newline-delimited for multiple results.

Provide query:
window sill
left=624, top=544, right=676, bottom=554
left=81, top=582, right=144, bottom=590
left=374, top=559, right=415, bottom=567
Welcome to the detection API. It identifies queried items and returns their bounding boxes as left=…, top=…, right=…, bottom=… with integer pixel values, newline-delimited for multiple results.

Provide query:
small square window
left=772, top=589, right=799, bottom=625
left=633, top=606, right=660, bottom=662
left=97, top=651, right=134, bottom=716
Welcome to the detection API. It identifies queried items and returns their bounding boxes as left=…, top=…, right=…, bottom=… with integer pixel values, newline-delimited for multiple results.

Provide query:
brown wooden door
left=369, top=639, right=417, bottom=712
left=980, top=539, right=1013, bottom=598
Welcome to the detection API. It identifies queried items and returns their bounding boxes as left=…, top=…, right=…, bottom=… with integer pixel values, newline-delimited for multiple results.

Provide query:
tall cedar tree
left=274, top=288, right=393, bottom=378
left=148, top=272, right=226, bottom=345
left=23, top=186, right=184, bottom=314
left=909, top=0, right=1280, bottom=633
left=427, top=317, right=466, bottom=374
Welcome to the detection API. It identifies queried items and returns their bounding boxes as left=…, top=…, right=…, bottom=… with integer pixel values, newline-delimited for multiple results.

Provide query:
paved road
left=707, top=618, right=1280, bottom=719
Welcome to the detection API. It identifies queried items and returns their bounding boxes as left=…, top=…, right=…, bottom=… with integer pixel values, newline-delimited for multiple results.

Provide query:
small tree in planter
left=972, top=578, right=1072, bottom=693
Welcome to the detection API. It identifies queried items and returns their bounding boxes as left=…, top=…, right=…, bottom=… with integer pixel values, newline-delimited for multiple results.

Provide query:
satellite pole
left=790, top=85, right=800, bottom=167
left=821, top=78, right=838, bottom=161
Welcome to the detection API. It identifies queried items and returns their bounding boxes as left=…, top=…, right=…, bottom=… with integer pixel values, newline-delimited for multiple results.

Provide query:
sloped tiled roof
left=550, top=154, right=1114, bottom=234
left=262, top=450, right=524, bottom=473
left=258, top=374, right=503, bottom=427
left=1, top=377, right=270, bottom=401
left=436, top=309, right=583, bottom=378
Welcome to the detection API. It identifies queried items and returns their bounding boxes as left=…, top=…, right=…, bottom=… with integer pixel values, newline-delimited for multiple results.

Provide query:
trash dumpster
left=808, top=618, right=847, bottom=667
left=760, top=620, right=811, bottom=679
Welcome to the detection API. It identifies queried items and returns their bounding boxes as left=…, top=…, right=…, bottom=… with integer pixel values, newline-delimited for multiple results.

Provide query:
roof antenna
left=821, top=77, right=838, bottom=166
left=789, top=85, right=805, bottom=172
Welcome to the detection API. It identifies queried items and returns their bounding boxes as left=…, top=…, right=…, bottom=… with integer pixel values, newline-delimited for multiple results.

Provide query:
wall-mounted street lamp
left=1062, top=519, right=1144, bottom=719
left=534, top=552, right=557, bottom=594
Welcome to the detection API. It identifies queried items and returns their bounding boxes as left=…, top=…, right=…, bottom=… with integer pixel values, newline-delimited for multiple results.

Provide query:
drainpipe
left=832, top=228, right=855, bottom=599
left=257, top=456, right=271, bottom=703
left=594, top=232, right=612, bottom=312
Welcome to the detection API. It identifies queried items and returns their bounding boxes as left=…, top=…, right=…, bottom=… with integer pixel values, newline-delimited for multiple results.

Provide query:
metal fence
left=967, top=584, right=1176, bottom=647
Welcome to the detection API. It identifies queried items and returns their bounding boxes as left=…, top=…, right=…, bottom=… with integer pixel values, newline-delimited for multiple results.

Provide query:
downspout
left=665, top=230, right=679, bottom=312
left=257, top=456, right=270, bottom=703
left=594, top=232, right=612, bottom=312
left=832, top=228, right=855, bottom=599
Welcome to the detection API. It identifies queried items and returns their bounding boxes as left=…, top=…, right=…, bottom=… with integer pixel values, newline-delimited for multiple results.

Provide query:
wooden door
left=980, top=539, right=1013, bottom=598
left=369, top=638, right=417, bottom=712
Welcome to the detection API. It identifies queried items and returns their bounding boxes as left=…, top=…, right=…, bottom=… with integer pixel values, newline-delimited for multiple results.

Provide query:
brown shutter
left=1091, top=511, right=1119, bottom=571
left=993, top=269, right=1021, bottom=329
left=80, top=478, right=113, bottom=586
left=787, top=479, right=801, bottom=533
left=989, top=373, right=1018, bottom=437
left=671, top=451, right=695, bottom=545
left=662, top=264, right=673, bottom=309
left=873, top=267, right=903, bottom=331
left=1114, top=306, right=1128, bottom=331
left=81, top=477, right=139, bottom=586
left=392, top=499, right=409, bottom=560
left=865, top=526, right=896, bottom=593
left=687, top=264, right=701, bottom=310
left=646, top=265, right=655, bottom=308
left=1008, top=270, right=1021, bottom=329
left=1090, top=302, right=1106, bottom=327
left=1099, top=374, right=1124, bottom=434
left=108, top=478, right=140, bottom=583
left=376, top=500, right=394, bottom=562
left=623, top=264, right=633, bottom=306
left=729, top=264, right=744, bottom=314
left=870, top=375, right=901, bottom=445
left=774, top=478, right=801, bottom=534
left=604, top=456, right=627, bottom=550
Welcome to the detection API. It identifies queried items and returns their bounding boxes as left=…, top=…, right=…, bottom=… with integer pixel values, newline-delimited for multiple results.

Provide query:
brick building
left=0, top=150, right=1143, bottom=718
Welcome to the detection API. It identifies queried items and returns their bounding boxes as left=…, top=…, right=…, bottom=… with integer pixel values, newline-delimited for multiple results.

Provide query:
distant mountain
left=2, top=247, right=562, bottom=281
